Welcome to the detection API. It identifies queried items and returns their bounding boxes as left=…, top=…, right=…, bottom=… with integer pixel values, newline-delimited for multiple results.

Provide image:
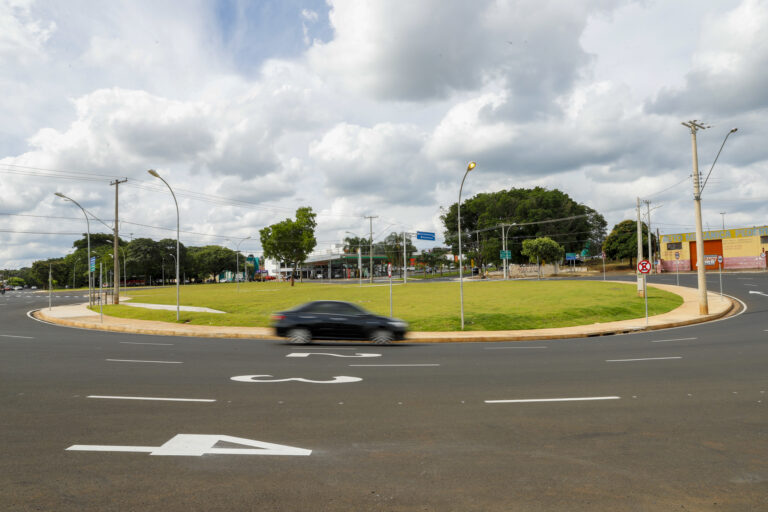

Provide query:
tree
left=441, top=187, right=607, bottom=266
left=603, top=220, right=656, bottom=268
left=187, top=245, right=237, bottom=282
left=260, top=207, right=317, bottom=286
left=521, top=237, right=565, bottom=267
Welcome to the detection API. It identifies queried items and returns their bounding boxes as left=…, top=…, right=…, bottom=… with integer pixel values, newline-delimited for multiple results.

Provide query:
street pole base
left=637, top=291, right=645, bottom=298
left=699, top=304, right=709, bottom=315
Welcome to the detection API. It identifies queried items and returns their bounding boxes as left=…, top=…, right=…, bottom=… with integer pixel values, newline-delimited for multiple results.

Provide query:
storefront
left=660, top=226, right=768, bottom=272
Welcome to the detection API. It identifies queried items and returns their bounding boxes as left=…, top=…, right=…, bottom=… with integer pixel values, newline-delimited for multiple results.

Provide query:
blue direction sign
left=416, top=231, right=435, bottom=241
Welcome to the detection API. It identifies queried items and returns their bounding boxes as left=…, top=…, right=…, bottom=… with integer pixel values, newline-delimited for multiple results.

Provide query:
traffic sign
left=387, top=263, right=392, bottom=277
left=90, top=256, right=96, bottom=272
left=416, top=231, right=435, bottom=241
left=638, top=259, right=651, bottom=274
left=717, top=255, right=723, bottom=263
left=601, top=251, right=606, bottom=260
left=499, top=250, right=511, bottom=259
left=675, top=252, right=680, bottom=260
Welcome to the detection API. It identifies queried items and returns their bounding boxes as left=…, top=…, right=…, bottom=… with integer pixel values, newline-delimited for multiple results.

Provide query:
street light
left=458, top=161, right=476, bottom=330
left=148, top=169, right=180, bottom=321
left=681, top=123, right=737, bottom=315
left=55, top=192, right=92, bottom=306
left=236, top=236, right=251, bottom=292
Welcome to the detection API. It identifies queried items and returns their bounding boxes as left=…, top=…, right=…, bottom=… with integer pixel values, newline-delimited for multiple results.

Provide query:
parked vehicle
left=271, top=300, right=408, bottom=344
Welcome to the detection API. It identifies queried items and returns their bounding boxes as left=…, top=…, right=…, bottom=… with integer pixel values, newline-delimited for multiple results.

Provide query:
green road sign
left=499, top=250, right=511, bottom=259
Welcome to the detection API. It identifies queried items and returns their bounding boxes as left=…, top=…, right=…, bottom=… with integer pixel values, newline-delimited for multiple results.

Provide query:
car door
left=324, top=302, right=365, bottom=339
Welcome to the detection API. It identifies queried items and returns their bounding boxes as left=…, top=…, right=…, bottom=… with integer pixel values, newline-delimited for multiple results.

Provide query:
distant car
left=13, top=286, right=23, bottom=290
left=271, top=300, right=408, bottom=345
left=30, top=286, right=37, bottom=290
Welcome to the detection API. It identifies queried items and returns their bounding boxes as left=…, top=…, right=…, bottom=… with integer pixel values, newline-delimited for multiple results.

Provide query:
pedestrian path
left=31, top=283, right=737, bottom=342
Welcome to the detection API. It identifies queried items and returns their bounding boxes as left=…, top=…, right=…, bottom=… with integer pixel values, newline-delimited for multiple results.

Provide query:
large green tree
left=260, top=206, right=317, bottom=286
left=602, top=220, right=656, bottom=268
left=441, top=187, right=606, bottom=267
left=521, top=237, right=565, bottom=265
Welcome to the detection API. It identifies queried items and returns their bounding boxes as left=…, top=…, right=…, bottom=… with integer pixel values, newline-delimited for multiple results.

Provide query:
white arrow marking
left=67, top=434, right=311, bottom=456
left=231, top=375, right=362, bottom=384
left=286, top=352, right=381, bottom=358
left=749, top=291, right=768, bottom=297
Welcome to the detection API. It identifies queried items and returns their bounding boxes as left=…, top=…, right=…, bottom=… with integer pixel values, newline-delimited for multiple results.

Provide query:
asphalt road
left=2, top=274, right=766, bottom=511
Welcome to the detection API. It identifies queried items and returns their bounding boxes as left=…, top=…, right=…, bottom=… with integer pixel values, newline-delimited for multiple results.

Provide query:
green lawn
left=97, top=280, right=683, bottom=331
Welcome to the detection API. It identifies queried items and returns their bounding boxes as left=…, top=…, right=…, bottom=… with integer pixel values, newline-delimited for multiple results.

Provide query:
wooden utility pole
left=110, top=178, right=127, bottom=304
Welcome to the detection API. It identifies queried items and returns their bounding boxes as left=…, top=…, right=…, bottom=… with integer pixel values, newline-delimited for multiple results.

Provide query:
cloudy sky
left=2, top=0, right=766, bottom=268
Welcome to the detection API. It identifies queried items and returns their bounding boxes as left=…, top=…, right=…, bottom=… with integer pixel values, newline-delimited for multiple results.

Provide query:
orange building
left=660, top=226, right=768, bottom=272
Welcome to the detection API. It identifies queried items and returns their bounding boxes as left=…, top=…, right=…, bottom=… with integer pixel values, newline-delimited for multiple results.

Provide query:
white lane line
left=606, top=357, right=682, bottom=362
left=744, top=284, right=758, bottom=287
left=0, top=334, right=35, bottom=339
left=349, top=364, right=440, bottom=367
left=106, top=359, right=183, bottom=364
left=486, top=396, right=620, bottom=404
left=88, top=395, right=214, bottom=402
left=290, top=347, right=357, bottom=350
left=650, top=337, right=697, bottom=343
left=119, top=341, right=174, bottom=346
left=484, top=346, right=547, bottom=350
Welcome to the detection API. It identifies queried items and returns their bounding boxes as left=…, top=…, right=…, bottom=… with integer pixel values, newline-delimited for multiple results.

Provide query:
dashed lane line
left=606, top=356, right=682, bottom=362
left=106, top=359, right=183, bottom=364
left=119, top=341, right=174, bottom=346
left=0, top=334, right=35, bottom=339
left=88, top=395, right=214, bottom=402
left=349, top=364, right=440, bottom=367
left=484, top=346, right=547, bottom=350
left=486, top=396, right=620, bottom=404
left=650, top=337, right=697, bottom=343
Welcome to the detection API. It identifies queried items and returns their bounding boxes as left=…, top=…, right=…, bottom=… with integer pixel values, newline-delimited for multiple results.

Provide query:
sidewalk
left=32, top=283, right=738, bottom=343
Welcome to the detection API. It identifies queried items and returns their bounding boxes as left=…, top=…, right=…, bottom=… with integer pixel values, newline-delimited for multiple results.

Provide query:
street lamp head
left=467, top=161, right=476, bottom=172
left=147, top=169, right=160, bottom=178
left=54, top=192, right=66, bottom=198
left=730, top=127, right=738, bottom=133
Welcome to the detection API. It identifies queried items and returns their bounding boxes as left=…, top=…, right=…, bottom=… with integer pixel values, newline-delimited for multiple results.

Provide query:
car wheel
left=371, top=329, right=394, bottom=345
left=288, top=328, right=312, bottom=344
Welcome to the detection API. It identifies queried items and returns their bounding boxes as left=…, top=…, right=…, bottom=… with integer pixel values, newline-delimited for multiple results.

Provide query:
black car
left=271, top=300, right=408, bottom=344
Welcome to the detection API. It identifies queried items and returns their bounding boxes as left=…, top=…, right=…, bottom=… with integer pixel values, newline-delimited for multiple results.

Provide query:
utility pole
left=682, top=120, right=709, bottom=314
left=636, top=197, right=644, bottom=297
left=720, top=212, right=726, bottom=230
left=110, top=178, right=127, bottom=304
left=365, top=215, right=377, bottom=284
left=402, top=231, right=407, bottom=284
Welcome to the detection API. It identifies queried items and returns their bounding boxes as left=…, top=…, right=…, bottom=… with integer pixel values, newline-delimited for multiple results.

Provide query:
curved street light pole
left=236, top=236, right=251, bottom=292
left=148, top=169, right=180, bottom=321
left=458, top=161, right=476, bottom=330
left=55, top=192, right=92, bottom=306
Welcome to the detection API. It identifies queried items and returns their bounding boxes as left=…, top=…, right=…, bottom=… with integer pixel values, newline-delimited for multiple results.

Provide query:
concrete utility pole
left=636, top=197, right=644, bottom=297
left=365, top=216, right=377, bottom=283
left=110, top=178, right=127, bottom=304
left=682, top=121, right=709, bottom=314
left=720, top=212, right=726, bottom=230
left=402, top=231, right=408, bottom=284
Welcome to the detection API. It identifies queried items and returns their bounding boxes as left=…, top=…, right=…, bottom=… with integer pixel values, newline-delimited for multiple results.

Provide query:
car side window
left=303, top=302, right=335, bottom=314
left=329, top=303, right=364, bottom=315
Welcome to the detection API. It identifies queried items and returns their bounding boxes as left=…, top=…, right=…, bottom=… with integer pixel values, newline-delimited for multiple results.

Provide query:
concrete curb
left=31, top=283, right=739, bottom=343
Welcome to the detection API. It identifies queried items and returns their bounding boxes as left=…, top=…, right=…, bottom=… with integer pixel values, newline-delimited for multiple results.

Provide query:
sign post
left=675, top=251, right=680, bottom=286
left=601, top=251, right=606, bottom=281
left=388, top=263, right=393, bottom=317
left=718, top=255, right=723, bottom=300
left=638, top=259, right=651, bottom=326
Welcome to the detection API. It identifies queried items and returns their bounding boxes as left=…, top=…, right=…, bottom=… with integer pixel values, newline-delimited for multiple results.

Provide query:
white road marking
left=289, top=347, right=357, bottom=350
left=287, top=352, right=381, bottom=358
left=87, top=395, right=214, bottom=402
left=749, top=291, right=768, bottom=297
left=650, top=337, right=697, bottom=343
left=0, top=334, right=34, bottom=339
left=744, top=284, right=758, bottom=287
left=606, top=357, right=682, bottom=362
left=486, top=396, right=620, bottom=404
left=119, top=341, right=174, bottom=346
left=67, top=434, right=311, bottom=456
left=231, top=375, right=361, bottom=383
left=349, top=364, right=440, bottom=367
left=484, top=346, right=547, bottom=350
left=106, top=359, right=183, bottom=364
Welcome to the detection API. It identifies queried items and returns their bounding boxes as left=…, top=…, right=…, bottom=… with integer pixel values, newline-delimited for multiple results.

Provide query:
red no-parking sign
left=638, top=259, right=651, bottom=274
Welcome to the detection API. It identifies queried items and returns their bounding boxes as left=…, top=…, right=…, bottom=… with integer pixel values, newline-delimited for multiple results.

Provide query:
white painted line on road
left=0, top=334, right=35, bottom=339
left=744, top=284, right=758, bottom=287
left=287, top=352, right=381, bottom=358
left=484, top=346, right=547, bottom=350
left=106, top=359, right=183, bottom=364
left=290, top=347, right=357, bottom=350
left=119, top=341, right=174, bottom=346
left=88, top=395, right=215, bottom=402
left=606, top=357, right=682, bottom=362
left=650, top=337, right=697, bottom=343
left=349, top=364, right=440, bottom=367
left=486, top=396, right=620, bottom=404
